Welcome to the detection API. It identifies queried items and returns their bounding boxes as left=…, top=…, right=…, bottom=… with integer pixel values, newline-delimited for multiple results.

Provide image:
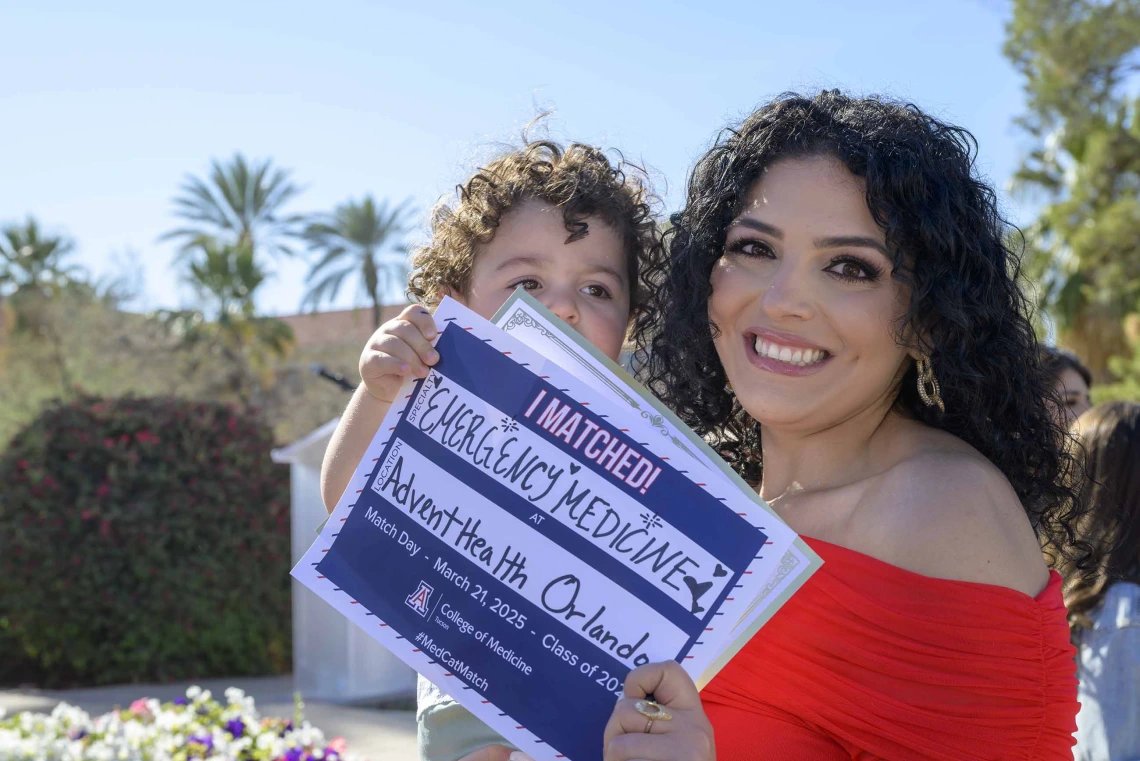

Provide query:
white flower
left=184, top=685, right=202, bottom=700
left=1, top=686, right=358, bottom=761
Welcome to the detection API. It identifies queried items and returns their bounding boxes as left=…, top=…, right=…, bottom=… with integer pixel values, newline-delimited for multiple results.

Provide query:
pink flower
left=329, top=738, right=348, bottom=754
left=135, top=430, right=160, bottom=445
left=129, top=698, right=151, bottom=715
left=96, top=483, right=110, bottom=498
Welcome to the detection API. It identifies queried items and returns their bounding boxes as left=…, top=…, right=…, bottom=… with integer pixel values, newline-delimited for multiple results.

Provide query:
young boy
left=319, top=138, right=663, bottom=761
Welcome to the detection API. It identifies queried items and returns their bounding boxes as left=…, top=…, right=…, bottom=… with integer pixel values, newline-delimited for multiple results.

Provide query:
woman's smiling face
left=709, top=154, right=914, bottom=431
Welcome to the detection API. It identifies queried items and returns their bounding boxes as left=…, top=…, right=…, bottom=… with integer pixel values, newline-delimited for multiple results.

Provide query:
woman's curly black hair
left=634, top=90, right=1092, bottom=569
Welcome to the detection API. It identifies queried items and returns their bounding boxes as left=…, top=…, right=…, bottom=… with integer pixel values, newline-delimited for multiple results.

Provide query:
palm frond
left=305, top=245, right=351, bottom=280
left=298, top=195, right=414, bottom=312
left=301, top=266, right=354, bottom=310
left=162, top=153, right=302, bottom=265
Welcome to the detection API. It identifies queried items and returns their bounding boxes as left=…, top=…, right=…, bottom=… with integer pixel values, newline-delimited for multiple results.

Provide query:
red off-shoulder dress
left=702, top=537, right=1079, bottom=760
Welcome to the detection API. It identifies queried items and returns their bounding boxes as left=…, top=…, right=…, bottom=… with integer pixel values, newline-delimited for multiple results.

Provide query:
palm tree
left=162, top=153, right=302, bottom=261
left=0, top=217, right=83, bottom=299
left=182, top=237, right=293, bottom=354
left=301, top=196, right=413, bottom=328
left=163, top=237, right=294, bottom=402
left=184, top=237, right=265, bottom=318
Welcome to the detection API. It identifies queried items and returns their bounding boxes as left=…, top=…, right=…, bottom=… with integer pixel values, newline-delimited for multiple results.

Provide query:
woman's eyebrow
left=814, top=235, right=889, bottom=256
left=728, top=217, right=783, bottom=238
left=729, top=217, right=889, bottom=257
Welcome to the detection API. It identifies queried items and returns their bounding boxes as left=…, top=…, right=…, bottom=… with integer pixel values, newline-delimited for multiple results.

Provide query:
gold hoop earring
left=916, top=356, right=945, bottom=413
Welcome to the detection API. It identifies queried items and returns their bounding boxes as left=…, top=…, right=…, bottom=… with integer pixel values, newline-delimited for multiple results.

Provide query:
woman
left=1041, top=346, right=1093, bottom=428
left=601, top=91, right=1089, bottom=761
left=1066, top=402, right=1140, bottom=761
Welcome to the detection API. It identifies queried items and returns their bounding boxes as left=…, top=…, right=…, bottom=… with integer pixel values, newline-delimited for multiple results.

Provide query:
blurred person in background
left=1041, top=346, right=1093, bottom=428
left=1065, top=401, right=1140, bottom=761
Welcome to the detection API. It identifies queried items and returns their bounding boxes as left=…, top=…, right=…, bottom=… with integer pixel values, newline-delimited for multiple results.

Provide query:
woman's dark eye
left=725, top=238, right=774, bottom=258
left=825, top=257, right=881, bottom=282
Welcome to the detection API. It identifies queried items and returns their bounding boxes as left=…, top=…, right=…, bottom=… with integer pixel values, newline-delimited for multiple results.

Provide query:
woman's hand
left=602, top=661, right=715, bottom=761
left=358, top=304, right=440, bottom=403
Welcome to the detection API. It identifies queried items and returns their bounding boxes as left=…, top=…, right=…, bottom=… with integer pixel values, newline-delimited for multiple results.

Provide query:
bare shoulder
left=855, top=437, right=1050, bottom=597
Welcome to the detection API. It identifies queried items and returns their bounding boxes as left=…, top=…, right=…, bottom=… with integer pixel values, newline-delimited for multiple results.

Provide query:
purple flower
left=283, top=748, right=304, bottom=761
left=185, top=734, right=214, bottom=758
left=70, top=729, right=88, bottom=741
left=224, top=718, right=245, bottom=738
left=174, top=697, right=188, bottom=706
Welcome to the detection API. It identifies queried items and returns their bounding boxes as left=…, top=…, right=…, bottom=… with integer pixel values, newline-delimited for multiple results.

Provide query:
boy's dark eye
left=511, top=278, right=541, bottom=291
left=582, top=284, right=611, bottom=299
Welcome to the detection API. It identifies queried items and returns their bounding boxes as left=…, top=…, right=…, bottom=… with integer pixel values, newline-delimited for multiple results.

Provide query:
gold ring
left=633, top=699, right=673, bottom=723
left=644, top=718, right=653, bottom=734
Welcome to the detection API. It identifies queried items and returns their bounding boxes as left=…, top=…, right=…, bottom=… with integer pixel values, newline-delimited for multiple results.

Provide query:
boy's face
left=459, top=200, right=631, bottom=361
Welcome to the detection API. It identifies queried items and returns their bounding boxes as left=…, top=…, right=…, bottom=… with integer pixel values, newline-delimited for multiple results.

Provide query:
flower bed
left=0, top=686, right=352, bottom=760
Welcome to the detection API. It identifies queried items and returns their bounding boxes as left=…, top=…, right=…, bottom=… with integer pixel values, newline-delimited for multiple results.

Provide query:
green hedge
left=0, top=396, right=292, bottom=686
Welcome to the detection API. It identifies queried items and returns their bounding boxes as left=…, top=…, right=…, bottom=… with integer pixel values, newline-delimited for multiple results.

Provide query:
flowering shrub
left=0, top=686, right=352, bottom=760
left=0, top=396, right=291, bottom=686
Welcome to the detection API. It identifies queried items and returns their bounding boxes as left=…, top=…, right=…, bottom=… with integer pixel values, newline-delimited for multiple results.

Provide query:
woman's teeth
left=753, top=337, right=827, bottom=367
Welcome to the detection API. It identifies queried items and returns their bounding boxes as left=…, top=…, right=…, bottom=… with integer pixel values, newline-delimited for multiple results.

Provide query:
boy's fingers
left=384, top=319, right=439, bottom=366
left=400, top=304, right=440, bottom=341
left=362, top=340, right=427, bottom=379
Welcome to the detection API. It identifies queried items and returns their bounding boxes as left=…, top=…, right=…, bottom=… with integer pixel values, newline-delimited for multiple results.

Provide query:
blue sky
left=2, top=0, right=1033, bottom=316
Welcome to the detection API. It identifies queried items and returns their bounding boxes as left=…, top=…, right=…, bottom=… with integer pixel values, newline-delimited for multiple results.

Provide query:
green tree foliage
left=159, top=238, right=295, bottom=405
left=302, top=196, right=412, bottom=329
left=0, top=396, right=291, bottom=686
left=1092, top=315, right=1140, bottom=401
left=1004, top=0, right=1140, bottom=381
left=0, top=217, right=83, bottom=297
left=162, top=153, right=302, bottom=261
left=157, top=154, right=304, bottom=403
left=0, top=217, right=88, bottom=332
left=0, top=288, right=358, bottom=452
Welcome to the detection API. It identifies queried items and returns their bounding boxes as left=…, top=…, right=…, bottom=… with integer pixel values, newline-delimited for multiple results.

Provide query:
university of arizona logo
left=406, top=580, right=434, bottom=617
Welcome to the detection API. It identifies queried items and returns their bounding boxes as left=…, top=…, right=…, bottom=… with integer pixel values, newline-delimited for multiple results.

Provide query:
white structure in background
left=273, top=419, right=416, bottom=703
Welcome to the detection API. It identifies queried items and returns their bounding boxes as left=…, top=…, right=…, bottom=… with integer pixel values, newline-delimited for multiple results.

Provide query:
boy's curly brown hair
left=407, top=139, right=663, bottom=324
